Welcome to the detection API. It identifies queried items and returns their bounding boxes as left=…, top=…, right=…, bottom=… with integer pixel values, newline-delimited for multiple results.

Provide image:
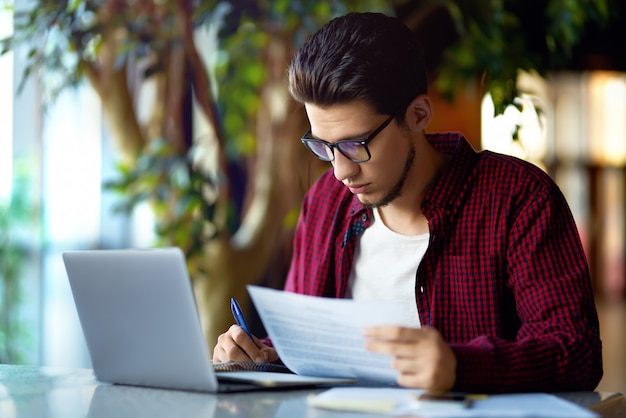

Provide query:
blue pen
left=230, top=297, right=254, bottom=341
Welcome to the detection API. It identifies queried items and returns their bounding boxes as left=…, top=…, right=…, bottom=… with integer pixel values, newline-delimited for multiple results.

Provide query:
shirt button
left=420, top=286, right=425, bottom=293
left=361, top=214, right=368, bottom=222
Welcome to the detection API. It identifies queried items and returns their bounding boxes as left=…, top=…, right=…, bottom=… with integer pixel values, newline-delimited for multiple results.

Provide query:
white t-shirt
left=346, top=208, right=428, bottom=328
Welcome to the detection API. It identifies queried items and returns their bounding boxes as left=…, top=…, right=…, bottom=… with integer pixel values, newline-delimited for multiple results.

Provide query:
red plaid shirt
left=284, top=132, right=602, bottom=393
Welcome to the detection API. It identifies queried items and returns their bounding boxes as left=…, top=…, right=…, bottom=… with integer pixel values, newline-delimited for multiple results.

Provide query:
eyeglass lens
left=305, top=140, right=368, bottom=162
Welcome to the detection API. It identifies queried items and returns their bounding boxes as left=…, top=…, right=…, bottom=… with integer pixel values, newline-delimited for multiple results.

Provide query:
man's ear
left=403, top=94, right=433, bottom=132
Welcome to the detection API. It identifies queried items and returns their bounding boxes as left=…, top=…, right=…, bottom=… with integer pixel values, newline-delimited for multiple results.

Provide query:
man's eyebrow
left=309, top=128, right=373, bottom=143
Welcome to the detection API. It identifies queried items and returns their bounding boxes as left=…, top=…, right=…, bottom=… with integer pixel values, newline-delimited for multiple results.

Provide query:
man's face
left=304, top=102, right=416, bottom=208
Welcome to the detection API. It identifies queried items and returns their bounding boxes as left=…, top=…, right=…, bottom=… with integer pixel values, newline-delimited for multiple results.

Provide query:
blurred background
left=0, top=0, right=624, bottom=395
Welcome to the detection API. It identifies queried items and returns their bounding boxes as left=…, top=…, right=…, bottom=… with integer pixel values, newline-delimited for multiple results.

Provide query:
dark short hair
left=288, top=12, right=428, bottom=122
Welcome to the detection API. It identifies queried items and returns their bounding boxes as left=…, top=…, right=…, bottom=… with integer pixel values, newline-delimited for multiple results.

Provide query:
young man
left=213, top=12, right=603, bottom=393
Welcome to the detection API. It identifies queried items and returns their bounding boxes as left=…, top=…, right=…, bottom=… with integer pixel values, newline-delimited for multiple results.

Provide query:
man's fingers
left=391, top=356, right=421, bottom=371
left=365, top=338, right=424, bottom=357
left=361, top=326, right=456, bottom=391
left=213, top=325, right=266, bottom=363
left=362, top=325, right=414, bottom=340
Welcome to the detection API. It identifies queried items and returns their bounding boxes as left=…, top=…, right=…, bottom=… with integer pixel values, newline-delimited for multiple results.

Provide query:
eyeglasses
left=300, top=114, right=395, bottom=163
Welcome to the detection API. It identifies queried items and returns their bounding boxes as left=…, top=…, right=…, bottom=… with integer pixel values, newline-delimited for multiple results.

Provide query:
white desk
left=0, top=365, right=623, bottom=418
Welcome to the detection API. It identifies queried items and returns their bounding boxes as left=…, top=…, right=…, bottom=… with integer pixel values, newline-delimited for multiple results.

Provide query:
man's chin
left=359, top=192, right=396, bottom=209
left=358, top=195, right=381, bottom=209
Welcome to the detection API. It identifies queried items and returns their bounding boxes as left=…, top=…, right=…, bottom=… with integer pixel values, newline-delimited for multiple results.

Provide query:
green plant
left=434, top=0, right=612, bottom=114
left=0, top=159, right=37, bottom=364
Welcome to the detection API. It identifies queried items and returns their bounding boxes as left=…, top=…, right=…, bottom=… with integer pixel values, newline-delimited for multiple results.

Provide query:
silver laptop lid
left=63, top=248, right=218, bottom=392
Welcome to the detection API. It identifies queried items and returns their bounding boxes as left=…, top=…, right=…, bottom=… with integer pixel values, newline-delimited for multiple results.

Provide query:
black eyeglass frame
left=300, top=114, right=395, bottom=163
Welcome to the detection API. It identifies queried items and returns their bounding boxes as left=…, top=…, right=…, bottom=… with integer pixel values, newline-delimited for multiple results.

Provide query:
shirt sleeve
left=450, top=182, right=602, bottom=393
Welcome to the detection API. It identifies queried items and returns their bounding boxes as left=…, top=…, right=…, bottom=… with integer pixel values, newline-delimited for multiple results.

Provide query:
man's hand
left=212, top=324, right=279, bottom=364
left=363, top=326, right=456, bottom=391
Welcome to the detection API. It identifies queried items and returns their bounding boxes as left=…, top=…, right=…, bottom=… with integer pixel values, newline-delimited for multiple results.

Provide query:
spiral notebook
left=213, top=362, right=292, bottom=373
left=63, top=248, right=355, bottom=392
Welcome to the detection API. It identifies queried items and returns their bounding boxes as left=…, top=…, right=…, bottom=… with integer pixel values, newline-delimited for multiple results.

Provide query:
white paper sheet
left=247, top=285, right=412, bottom=384
left=309, top=388, right=600, bottom=418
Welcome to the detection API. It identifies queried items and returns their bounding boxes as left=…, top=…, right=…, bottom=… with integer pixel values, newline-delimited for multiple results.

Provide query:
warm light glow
left=483, top=70, right=626, bottom=167
left=481, top=91, right=548, bottom=169
left=588, top=72, right=626, bottom=166
left=553, top=73, right=586, bottom=163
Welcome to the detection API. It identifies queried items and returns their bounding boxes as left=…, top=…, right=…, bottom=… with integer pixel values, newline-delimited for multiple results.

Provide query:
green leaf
left=66, top=0, right=83, bottom=13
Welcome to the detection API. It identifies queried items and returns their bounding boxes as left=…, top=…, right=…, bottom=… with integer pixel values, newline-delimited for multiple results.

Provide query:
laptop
left=62, top=247, right=353, bottom=392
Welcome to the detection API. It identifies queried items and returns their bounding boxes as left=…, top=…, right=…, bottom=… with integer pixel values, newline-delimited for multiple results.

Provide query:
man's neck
left=377, top=205, right=429, bottom=236
left=377, top=141, right=450, bottom=236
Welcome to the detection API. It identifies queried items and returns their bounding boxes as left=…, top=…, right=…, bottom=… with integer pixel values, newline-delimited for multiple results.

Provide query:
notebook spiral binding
left=212, top=362, right=292, bottom=374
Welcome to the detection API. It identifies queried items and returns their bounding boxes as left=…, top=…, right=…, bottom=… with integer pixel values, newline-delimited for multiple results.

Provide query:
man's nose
left=332, top=151, right=360, bottom=182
